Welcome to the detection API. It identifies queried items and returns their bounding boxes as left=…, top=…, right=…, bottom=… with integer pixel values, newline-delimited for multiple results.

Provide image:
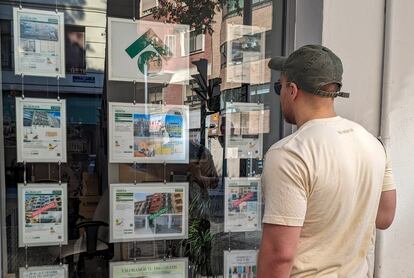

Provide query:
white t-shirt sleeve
left=262, top=148, right=309, bottom=227
left=382, top=153, right=396, bottom=192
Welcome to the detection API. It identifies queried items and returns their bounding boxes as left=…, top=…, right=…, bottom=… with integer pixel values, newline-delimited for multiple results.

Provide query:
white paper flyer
left=16, top=97, right=67, bottom=163
left=224, top=250, right=258, bottom=278
left=224, top=177, right=261, bottom=232
left=13, top=7, right=65, bottom=77
left=19, top=265, right=68, bottom=278
left=110, top=259, right=188, bottom=278
left=225, top=102, right=264, bottom=159
left=226, top=24, right=266, bottom=84
left=110, top=183, right=188, bottom=242
left=18, top=183, right=68, bottom=247
left=109, top=102, right=189, bottom=163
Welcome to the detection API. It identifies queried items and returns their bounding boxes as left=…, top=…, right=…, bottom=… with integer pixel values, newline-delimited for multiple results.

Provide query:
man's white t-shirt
left=262, top=116, right=395, bottom=277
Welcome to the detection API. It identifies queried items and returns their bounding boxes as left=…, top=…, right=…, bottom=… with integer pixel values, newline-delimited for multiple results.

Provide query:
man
left=258, top=45, right=396, bottom=277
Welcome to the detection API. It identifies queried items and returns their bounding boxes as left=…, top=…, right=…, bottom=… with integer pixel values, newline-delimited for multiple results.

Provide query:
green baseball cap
left=268, top=45, right=350, bottom=98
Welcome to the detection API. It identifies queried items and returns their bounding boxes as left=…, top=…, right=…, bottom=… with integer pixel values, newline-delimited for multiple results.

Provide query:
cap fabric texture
left=268, top=45, right=350, bottom=98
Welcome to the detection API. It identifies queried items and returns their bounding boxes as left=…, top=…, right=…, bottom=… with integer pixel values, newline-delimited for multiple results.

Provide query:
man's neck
left=295, top=109, right=337, bottom=128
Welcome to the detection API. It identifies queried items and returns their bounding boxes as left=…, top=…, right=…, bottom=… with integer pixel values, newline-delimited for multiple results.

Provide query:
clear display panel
left=0, top=0, right=281, bottom=276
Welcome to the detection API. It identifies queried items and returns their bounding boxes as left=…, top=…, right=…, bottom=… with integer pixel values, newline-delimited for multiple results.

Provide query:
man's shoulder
left=267, top=133, right=298, bottom=153
left=267, top=120, right=335, bottom=152
left=267, top=117, right=376, bottom=155
left=296, top=117, right=375, bottom=142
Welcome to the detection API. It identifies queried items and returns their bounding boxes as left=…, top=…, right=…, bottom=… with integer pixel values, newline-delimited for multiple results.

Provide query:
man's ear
left=289, top=82, right=299, bottom=100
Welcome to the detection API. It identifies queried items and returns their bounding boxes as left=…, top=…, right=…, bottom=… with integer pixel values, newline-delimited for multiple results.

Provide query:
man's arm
left=257, top=224, right=302, bottom=278
left=259, top=148, right=308, bottom=277
left=376, top=147, right=397, bottom=230
left=376, top=189, right=396, bottom=230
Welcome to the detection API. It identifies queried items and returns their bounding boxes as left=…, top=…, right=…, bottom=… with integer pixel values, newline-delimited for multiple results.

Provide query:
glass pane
left=0, top=0, right=283, bottom=276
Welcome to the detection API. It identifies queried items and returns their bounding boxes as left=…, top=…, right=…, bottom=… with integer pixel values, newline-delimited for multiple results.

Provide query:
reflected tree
left=150, top=0, right=242, bottom=34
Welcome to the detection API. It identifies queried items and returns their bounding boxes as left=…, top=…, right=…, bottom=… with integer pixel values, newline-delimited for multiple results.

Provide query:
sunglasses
left=274, top=81, right=282, bottom=96
left=274, top=81, right=297, bottom=95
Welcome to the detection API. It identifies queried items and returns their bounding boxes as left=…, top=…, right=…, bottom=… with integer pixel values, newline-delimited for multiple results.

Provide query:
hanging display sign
left=18, top=183, right=68, bottom=247
left=16, top=97, right=67, bottom=163
left=224, top=250, right=258, bottom=278
left=19, top=265, right=68, bottom=278
left=110, top=258, right=188, bottom=278
left=13, top=7, right=65, bottom=77
left=226, top=24, right=266, bottom=84
left=225, top=102, right=264, bottom=160
left=109, top=102, right=189, bottom=164
left=224, top=177, right=261, bottom=232
left=108, top=17, right=190, bottom=84
left=110, top=183, right=189, bottom=242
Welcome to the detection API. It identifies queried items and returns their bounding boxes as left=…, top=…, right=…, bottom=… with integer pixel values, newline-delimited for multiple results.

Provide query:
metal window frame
left=0, top=20, right=5, bottom=275
left=280, top=0, right=297, bottom=138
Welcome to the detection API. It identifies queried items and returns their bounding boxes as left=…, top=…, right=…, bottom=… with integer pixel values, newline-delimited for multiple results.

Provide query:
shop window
left=0, top=0, right=281, bottom=276
left=65, top=26, right=86, bottom=74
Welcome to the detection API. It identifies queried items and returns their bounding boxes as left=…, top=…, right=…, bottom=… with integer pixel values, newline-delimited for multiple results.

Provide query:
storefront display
left=13, top=7, right=65, bottom=77
left=16, top=97, right=67, bottom=163
left=18, top=183, right=68, bottom=247
left=0, top=0, right=279, bottom=276
left=109, top=102, right=189, bottom=163
left=224, top=177, right=261, bottom=232
left=110, top=183, right=189, bottom=242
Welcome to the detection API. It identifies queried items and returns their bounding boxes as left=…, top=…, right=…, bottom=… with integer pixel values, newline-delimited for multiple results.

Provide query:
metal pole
left=242, top=0, right=252, bottom=103
left=200, top=101, right=206, bottom=146
left=0, top=27, right=6, bottom=275
left=240, top=0, right=253, bottom=175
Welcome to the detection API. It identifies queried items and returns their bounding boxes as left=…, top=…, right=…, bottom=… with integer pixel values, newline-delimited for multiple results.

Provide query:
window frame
left=140, top=0, right=159, bottom=17
left=0, top=19, right=13, bottom=70
left=164, top=34, right=177, bottom=58
left=189, top=29, right=205, bottom=54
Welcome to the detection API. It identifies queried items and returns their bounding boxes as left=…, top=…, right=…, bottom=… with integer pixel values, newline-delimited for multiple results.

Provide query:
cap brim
left=268, top=56, right=287, bottom=71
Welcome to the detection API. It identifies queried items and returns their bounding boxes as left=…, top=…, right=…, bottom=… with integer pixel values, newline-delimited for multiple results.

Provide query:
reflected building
left=134, top=117, right=150, bottom=137
left=171, top=193, right=183, bottom=213
left=25, top=194, right=62, bottom=212
left=134, top=192, right=184, bottom=215
left=30, top=111, right=60, bottom=128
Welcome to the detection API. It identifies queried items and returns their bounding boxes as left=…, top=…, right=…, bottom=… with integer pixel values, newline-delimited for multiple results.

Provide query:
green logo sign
left=125, top=29, right=171, bottom=76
